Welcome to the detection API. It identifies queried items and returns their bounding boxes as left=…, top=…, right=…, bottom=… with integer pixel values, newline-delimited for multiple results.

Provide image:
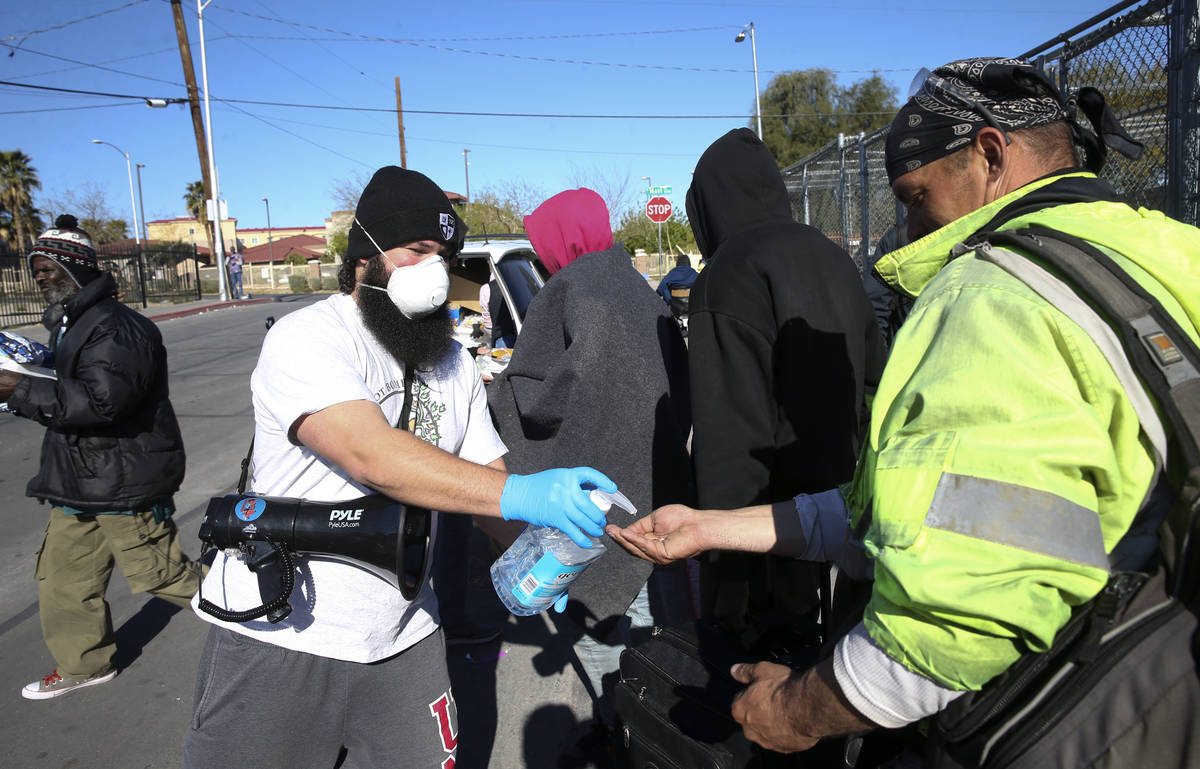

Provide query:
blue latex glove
left=500, top=467, right=616, bottom=548
left=0, top=332, right=53, bottom=368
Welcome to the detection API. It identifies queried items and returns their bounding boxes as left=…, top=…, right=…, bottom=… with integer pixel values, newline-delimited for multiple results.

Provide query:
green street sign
left=644, top=185, right=672, bottom=195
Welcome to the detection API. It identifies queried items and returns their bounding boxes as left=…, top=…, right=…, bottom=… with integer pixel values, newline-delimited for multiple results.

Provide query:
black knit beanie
left=28, top=214, right=101, bottom=287
left=345, top=166, right=466, bottom=262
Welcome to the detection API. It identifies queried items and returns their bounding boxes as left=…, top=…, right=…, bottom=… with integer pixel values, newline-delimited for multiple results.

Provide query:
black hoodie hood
left=686, top=128, right=794, bottom=260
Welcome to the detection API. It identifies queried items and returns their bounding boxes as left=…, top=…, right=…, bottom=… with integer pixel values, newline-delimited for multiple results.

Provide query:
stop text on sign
left=645, top=196, right=672, bottom=223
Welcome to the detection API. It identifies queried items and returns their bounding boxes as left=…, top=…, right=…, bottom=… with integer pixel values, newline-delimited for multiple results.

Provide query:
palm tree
left=183, top=180, right=214, bottom=257
left=0, top=150, right=42, bottom=251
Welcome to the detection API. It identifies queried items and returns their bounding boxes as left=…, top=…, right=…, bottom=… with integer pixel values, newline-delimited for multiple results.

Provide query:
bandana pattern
left=886, top=57, right=1068, bottom=183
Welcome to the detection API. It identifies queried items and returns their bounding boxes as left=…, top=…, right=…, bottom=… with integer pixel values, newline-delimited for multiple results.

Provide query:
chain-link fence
left=1, top=245, right=202, bottom=329
left=780, top=0, right=1199, bottom=272
left=784, top=128, right=897, bottom=273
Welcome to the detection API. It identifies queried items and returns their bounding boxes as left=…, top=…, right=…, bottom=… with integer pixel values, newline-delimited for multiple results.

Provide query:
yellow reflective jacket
left=849, top=172, right=1200, bottom=690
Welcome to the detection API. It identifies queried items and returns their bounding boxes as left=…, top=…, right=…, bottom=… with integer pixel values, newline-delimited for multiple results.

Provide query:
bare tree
left=460, top=180, right=547, bottom=238
left=329, top=170, right=370, bottom=213
left=567, top=162, right=634, bottom=227
left=41, top=182, right=128, bottom=244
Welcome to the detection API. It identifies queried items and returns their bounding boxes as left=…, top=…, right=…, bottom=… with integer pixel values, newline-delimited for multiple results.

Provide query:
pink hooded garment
left=522, top=188, right=614, bottom=275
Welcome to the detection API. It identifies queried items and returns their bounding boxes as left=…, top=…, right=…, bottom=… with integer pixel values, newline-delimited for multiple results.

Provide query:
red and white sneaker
left=21, top=669, right=116, bottom=700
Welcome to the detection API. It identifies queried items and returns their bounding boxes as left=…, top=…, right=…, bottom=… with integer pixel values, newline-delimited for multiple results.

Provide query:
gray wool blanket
left=487, top=245, right=695, bottom=631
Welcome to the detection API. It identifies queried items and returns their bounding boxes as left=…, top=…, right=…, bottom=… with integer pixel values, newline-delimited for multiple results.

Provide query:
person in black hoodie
left=685, top=128, right=885, bottom=645
left=0, top=215, right=200, bottom=701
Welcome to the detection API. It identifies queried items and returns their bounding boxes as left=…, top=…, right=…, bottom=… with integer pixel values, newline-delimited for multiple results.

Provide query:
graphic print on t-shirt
left=411, top=379, right=446, bottom=444
left=378, top=374, right=446, bottom=445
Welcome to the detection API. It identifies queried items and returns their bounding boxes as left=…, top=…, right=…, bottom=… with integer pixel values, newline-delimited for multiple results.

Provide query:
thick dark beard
left=357, top=257, right=454, bottom=369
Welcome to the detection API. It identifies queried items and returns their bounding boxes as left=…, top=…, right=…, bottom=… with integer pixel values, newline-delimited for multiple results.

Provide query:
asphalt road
left=0, top=297, right=596, bottom=769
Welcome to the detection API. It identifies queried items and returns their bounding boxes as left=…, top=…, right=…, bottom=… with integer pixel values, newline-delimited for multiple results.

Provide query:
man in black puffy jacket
left=0, top=215, right=201, bottom=701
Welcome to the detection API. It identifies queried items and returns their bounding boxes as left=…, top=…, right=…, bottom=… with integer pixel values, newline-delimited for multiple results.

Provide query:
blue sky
left=3, top=0, right=1114, bottom=235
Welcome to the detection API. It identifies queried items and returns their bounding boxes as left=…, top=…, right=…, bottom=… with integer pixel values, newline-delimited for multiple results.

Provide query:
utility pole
left=197, top=0, right=228, bottom=301
left=135, top=163, right=148, bottom=241
left=462, top=149, right=470, bottom=202
left=169, top=0, right=213, bottom=220
left=262, top=196, right=276, bottom=288
left=395, top=77, right=407, bottom=169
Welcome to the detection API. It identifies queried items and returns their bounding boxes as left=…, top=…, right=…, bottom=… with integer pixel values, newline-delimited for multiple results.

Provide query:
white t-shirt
left=192, top=293, right=507, bottom=662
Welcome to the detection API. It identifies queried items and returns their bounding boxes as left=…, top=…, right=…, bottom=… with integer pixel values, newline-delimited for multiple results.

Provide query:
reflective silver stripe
left=972, top=243, right=1168, bottom=469
left=924, top=474, right=1110, bottom=571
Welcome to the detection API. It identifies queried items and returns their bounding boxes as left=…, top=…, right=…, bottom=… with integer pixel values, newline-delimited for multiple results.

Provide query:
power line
left=0, top=79, right=184, bottom=104
left=517, top=0, right=1070, bottom=12
left=250, top=0, right=392, bottom=92
left=265, top=113, right=700, bottom=157
left=0, top=102, right=138, bottom=116
left=0, top=78, right=894, bottom=120
left=206, top=8, right=911, bottom=75
left=0, top=41, right=183, bottom=87
left=17, top=43, right=213, bottom=80
left=218, top=96, right=895, bottom=119
left=214, top=11, right=739, bottom=42
left=4, top=0, right=150, bottom=49
left=202, top=11, right=362, bottom=115
left=218, top=101, right=375, bottom=169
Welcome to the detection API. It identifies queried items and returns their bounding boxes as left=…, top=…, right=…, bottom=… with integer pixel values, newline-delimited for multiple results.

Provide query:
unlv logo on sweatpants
left=429, top=690, right=458, bottom=769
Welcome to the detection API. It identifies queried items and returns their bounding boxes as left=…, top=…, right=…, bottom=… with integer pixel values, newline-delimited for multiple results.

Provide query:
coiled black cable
left=198, top=537, right=297, bottom=623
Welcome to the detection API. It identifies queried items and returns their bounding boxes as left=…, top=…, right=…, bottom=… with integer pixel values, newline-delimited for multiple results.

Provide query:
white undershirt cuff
left=833, top=622, right=965, bottom=729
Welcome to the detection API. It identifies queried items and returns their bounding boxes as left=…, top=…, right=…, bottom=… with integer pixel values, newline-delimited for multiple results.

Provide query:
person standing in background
left=0, top=215, right=202, bottom=701
left=226, top=248, right=244, bottom=299
left=684, top=128, right=885, bottom=647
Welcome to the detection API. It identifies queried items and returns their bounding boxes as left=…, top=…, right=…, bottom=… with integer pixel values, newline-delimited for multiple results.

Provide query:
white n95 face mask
left=353, top=216, right=450, bottom=319
left=360, top=254, right=449, bottom=319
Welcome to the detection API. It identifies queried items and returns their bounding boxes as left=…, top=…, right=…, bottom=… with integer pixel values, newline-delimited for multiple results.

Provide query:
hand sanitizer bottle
left=490, top=488, right=636, bottom=616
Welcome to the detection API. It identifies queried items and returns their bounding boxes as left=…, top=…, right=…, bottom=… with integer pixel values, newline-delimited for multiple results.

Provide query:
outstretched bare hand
left=605, top=504, right=711, bottom=565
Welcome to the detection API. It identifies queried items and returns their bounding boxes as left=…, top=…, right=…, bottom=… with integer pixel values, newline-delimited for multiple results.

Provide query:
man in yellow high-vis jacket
left=610, top=57, right=1200, bottom=765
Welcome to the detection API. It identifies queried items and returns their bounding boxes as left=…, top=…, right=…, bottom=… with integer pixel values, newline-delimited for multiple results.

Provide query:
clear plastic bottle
left=490, top=488, right=636, bottom=616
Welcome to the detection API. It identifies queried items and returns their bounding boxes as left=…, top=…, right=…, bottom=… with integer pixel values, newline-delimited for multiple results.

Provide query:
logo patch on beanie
left=439, top=213, right=455, bottom=241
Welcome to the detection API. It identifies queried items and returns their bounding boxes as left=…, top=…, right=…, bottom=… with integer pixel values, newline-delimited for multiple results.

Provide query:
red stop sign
left=645, top=196, right=673, bottom=223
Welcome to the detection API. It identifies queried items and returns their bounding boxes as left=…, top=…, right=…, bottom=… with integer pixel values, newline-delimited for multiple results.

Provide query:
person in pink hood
left=488, top=188, right=695, bottom=759
left=521, top=188, right=615, bottom=275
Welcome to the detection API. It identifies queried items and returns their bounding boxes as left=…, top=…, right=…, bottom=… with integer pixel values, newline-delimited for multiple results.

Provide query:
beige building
left=325, top=210, right=353, bottom=243
left=146, top=217, right=239, bottom=252
left=147, top=217, right=329, bottom=254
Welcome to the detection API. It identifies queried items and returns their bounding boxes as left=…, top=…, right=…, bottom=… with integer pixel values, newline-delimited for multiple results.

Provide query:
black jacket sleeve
left=10, top=316, right=158, bottom=429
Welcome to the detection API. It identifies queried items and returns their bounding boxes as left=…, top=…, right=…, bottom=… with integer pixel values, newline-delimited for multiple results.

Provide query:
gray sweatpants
left=184, top=625, right=457, bottom=769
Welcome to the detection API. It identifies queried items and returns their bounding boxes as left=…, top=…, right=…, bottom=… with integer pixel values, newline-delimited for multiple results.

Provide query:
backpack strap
left=967, top=226, right=1200, bottom=601
left=929, top=226, right=1200, bottom=766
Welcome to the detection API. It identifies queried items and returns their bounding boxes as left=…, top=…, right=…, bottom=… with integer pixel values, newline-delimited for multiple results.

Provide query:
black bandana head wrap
left=885, top=56, right=1143, bottom=184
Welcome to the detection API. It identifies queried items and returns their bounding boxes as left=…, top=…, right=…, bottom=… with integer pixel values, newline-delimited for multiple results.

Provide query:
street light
left=462, top=148, right=471, bottom=202
left=90, top=139, right=141, bottom=247
left=197, top=0, right=229, bottom=300
left=135, top=163, right=148, bottom=242
left=735, top=22, right=763, bottom=140
left=261, top=196, right=275, bottom=288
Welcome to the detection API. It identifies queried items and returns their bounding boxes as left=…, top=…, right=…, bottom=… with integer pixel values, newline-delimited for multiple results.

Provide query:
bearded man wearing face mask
left=184, top=167, right=616, bottom=769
